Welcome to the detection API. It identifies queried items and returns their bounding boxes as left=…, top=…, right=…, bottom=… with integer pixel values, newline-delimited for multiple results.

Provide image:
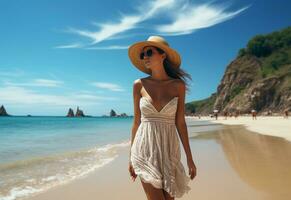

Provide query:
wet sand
left=188, top=125, right=291, bottom=200
left=27, top=124, right=291, bottom=200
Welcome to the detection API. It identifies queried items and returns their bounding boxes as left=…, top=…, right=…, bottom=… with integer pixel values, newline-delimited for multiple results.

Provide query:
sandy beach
left=205, top=116, right=291, bottom=142
left=23, top=117, right=291, bottom=200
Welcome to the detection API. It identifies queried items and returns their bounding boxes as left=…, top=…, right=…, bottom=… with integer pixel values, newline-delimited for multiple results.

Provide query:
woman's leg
left=140, top=179, right=166, bottom=200
left=163, top=190, right=175, bottom=200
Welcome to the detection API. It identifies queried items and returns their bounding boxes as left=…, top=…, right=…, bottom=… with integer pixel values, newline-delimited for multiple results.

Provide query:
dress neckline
left=140, top=78, right=178, bottom=113
left=141, top=96, right=179, bottom=113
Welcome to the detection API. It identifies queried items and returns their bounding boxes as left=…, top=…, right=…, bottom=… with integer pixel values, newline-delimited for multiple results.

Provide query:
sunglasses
left=140, top=49, right=154, bottom=60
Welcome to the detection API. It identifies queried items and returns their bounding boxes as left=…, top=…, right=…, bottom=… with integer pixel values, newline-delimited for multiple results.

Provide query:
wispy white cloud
left=0, top=86, right=74, bottom=105
left=156, top=3, right=250, bottom=35
left=85, top=45, right=129, bottom=50
left=89, top=16, right=142, bottom=45
left=4, top=79, right=64, bottom=87
left=57, top=16, right=141, bottom=48
left=33, top=79, right=64, bottom=87
left=137, top=0, right=177, bottom=19
left=55, top=0, right=177, bottom=49
left=54, top=43, right=84, bottom=49
left=0, top=86, right=118, bottom=106
left=55, top=0, right=250, bottom=49
left=0, top=69, right=25, bottom=77
left=91, top=82, right=124, bottom=92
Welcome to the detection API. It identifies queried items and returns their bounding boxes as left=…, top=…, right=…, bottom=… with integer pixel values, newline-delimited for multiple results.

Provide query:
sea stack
left=66, top=108, right=75, bottom=117
left=110, top=109, right=117, bottom=117
left=75, top=107, right=85, bottom=117
left=0, top=105, right=9, bottom=116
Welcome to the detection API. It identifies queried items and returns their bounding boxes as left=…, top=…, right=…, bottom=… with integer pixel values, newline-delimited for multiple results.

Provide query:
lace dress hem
left=131, top=153, right=191, bottom=198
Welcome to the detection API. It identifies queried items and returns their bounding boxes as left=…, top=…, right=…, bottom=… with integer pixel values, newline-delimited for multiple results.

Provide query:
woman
left=128, top=36, right=197, bottom=200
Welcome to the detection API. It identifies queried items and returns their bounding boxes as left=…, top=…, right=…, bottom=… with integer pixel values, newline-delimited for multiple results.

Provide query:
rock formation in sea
left=186, top=26, right=291, bottom=115
left=119, top=112, right=128, bottom=117
left=75, top=107, right=85, bottom=117
left=66, top=108, right=75, bottom=117
left=110, top=109, right=117, bottom=117
left=107, top=109, right=128, bottom=117
left=0, top=105, right=9, bottom=116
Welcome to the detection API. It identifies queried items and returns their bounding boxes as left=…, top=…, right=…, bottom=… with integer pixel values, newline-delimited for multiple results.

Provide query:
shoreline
left=186, top=116, right=291, bottom=142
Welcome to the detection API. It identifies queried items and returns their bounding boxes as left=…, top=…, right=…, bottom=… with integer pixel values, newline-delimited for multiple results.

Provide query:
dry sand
left=201, top=116, right=291, bottom=142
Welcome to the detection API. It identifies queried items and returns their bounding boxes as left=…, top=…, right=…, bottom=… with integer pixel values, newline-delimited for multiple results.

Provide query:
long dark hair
left=154, top=47, right=192, bottom=93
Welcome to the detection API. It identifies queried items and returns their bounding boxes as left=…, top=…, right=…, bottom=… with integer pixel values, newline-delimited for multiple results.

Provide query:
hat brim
left=128, top=41, right=181, bottom=75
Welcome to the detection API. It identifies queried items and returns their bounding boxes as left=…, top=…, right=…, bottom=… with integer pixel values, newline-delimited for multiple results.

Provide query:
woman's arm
left=175, top=81, right=193, bottom=161
left=175, top=81, right=196, bottom=179
left=129, top=79, right=142, bottom=159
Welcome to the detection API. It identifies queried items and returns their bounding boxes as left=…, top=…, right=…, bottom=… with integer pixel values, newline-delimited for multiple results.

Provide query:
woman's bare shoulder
left=135, top=76, right=153, bottom=86
left=172, top=79, right=185, bottom=96
left=140, top=76, right=151, bottom=82
left=172, top=79, right=185, bottom=87
left=133, top=79, right=143, bottom=95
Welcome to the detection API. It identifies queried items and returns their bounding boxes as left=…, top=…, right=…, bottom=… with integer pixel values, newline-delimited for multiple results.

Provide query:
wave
left=0, top=140, right=130, bottom=200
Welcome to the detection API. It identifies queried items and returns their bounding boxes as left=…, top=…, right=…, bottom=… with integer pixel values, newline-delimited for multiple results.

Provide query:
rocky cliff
left=186, top=26, right=291, bottom=115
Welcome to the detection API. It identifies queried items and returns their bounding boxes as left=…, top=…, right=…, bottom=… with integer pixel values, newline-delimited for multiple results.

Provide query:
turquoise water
left=0, top=116, right=133, bottom=200
left=0, top=116, right=133, bottom=164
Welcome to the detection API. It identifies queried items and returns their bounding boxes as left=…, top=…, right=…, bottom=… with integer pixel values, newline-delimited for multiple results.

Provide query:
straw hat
left=128, top=36, right=181, bottom=74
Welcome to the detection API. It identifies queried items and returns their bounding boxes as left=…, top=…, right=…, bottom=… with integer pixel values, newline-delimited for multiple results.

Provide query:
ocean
left=0, top=116, right=133, bottom=200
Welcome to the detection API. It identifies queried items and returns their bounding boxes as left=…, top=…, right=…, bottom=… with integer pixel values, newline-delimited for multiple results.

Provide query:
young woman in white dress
left=128, top=36, right=197, bottom=200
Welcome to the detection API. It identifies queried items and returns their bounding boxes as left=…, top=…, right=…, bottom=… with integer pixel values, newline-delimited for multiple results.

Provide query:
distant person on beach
left=128, top=36, right=196, bottom=200
left=223, top=111, right=228, bottom=120
left=214, top=112, right=218, bottom=120
left=213, top=109, right=219, bottom=120
left=251, top=109, right=257, bottom=120
left=234, top=110, right=239, bottom=119
left=284, top=110, right=289, bottom=119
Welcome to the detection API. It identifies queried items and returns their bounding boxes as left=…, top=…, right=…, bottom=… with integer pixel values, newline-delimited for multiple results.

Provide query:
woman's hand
left=187, top=158, right=197, bottom=180
left=128, top=161, right=137, bottom=181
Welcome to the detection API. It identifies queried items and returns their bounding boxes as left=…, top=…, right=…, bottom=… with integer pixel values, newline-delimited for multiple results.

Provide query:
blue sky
left=0, top=0, right=290, bottom=116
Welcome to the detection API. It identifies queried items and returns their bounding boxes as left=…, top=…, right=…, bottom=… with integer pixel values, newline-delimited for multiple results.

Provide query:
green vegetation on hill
left=185, top=94, right=216, bottom=114
left=238, top=27, right=291, bottom=58
left=261, top=48, right=291, bottom=77
left=238, top=27, right=291, bottom=78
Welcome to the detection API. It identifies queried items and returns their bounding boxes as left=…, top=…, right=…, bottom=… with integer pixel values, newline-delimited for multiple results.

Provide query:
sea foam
left=0, top=140, right=130, bottom=200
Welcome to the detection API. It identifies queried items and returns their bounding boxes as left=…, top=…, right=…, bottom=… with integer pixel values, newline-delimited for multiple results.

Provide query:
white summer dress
left=130, top=96, right=191, bottom=198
